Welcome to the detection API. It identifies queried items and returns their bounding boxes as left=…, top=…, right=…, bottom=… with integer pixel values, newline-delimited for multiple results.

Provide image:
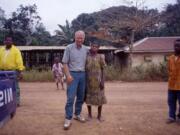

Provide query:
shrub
left=23, top=70, right=53, bottom=82
left=22, top=62, right=168, bottom=82
left=104, top=65, right=121, bottom=80
left=104, top=62, right=168, bottom=81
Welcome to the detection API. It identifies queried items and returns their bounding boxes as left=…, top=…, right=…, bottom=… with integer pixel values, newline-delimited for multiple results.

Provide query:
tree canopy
left=0, top=1, right=179, bottom=46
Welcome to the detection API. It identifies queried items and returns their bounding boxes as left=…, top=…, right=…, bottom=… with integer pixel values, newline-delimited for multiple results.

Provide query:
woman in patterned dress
left=85, top=41, right=107, bottom=122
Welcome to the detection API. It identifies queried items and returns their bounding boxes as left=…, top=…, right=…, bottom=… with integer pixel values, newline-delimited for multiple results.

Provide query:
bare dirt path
left=0, top=82, right=180, bottom=135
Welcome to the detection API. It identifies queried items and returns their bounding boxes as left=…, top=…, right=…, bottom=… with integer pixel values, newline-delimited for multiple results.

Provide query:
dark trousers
left=168, top=90, right=180, bottom=119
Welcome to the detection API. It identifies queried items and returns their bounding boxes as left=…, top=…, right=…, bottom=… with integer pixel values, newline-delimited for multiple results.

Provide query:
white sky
left=0, top=0, right=177, bottom=34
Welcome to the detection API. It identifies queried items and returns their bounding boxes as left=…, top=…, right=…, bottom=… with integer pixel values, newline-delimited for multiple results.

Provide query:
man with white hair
left=62, top=30, right=88, bottom=130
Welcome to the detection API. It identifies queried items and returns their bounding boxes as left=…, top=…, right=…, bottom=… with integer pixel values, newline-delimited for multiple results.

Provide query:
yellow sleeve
left=0, top=47, right=2, bottom=64
left=0, top=48, right=2, bottom=67
left=15, top=49, right=25, bottom=71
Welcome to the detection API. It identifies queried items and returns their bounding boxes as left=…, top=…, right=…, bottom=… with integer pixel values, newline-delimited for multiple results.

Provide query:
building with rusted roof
left=115, top=36, right=180, bottom=67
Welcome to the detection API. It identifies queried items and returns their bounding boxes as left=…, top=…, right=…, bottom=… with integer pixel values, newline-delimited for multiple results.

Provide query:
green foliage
left=104, top=62, right=168, bottom=81
left=55, top=20, right=74, bottom=45
left=0, top=29, right=8, bottom=44
left=141, top=63, right=168, bottom=81
left=104, top=65, right=121, bottom=80
left=161, top=0, right=180, bottom=36
left=23, top=70, right=53, bottom=82
left=32, top=23, right=51, bottom=45
left=4, top=4, right=41, bottom=45
left=23, top=63, right=168, bottom=82
left=72, top=13, right=97, bottom=32
left=71, top=6, right=160, bottom=43
left=0, top=7, right=6, bottom=27
left=0, top=1, right=180, bottom=45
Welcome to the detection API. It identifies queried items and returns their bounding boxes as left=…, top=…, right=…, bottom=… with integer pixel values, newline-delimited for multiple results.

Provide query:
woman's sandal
left=86, top=115, right=93, bottom=121
left=97, top=117, right=105, bottom=122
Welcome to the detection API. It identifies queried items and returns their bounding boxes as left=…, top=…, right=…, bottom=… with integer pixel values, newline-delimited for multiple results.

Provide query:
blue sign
left=0, top=71, right=16, bottom=127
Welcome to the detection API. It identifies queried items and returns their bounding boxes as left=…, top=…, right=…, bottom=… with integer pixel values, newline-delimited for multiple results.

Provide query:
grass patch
left=23, top=70, right=53, bottom=82
left=22, top=62, right=168, bottom=82
left=105, top=62, right=168, bottom=81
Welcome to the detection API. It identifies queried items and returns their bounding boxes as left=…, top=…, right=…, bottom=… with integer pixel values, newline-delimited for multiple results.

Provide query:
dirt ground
left=0, top=82, right=180, bottom=135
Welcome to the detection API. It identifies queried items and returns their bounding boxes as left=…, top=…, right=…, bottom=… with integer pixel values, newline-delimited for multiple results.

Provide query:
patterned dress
left=52, top=63, right=63, bottom=82
left=85, top=53, right=107, bottom=106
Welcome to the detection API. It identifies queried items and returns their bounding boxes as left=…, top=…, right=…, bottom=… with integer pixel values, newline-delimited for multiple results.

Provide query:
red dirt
left=0, top=82, right=180, bottom=135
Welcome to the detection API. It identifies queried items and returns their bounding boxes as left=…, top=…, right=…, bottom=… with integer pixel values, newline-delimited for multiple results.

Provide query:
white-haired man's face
left=75, top=31, right=85, bottom=47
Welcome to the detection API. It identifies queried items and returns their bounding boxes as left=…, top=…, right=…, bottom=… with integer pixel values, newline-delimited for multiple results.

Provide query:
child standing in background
left=52, top=57, right=64, bottom=90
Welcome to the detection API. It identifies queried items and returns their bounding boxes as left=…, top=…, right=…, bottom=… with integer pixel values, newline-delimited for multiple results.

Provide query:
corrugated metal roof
left=16, top=46, right=66, bottom=51
left=15, top=45, right=118, bottom=51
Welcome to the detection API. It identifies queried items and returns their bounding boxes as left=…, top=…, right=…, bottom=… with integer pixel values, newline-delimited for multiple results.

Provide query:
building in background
left=115, top=36, right=180, bottom=67
left=1, top=36, right=178, bottom=70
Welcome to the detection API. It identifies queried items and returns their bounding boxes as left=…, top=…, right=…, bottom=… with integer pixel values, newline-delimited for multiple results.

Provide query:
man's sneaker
left=63, top=119, right=71, bottom=130
left=166, top=117, right=176, bottom=124
left=74, top=115, right=86, bottom=123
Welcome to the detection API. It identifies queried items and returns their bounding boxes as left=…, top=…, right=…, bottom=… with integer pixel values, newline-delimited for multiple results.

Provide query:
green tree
left=114, top=0, right=160, bottom=67
left=0, top=7, right=7, bottom=44
left=0, top=7, right=6, bottom=28
left=55, top=20, right=74, bottom=44
left=32, top=23, right=51, bottom=45
left=161, top=0, right=180, bottom=36
left=72, top=13, right=98, bottom=32
left=4, top=4, right=41, bottom=45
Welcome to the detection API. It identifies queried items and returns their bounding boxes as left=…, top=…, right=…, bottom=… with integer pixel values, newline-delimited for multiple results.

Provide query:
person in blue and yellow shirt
left=0, top=36, right=25, bottom=106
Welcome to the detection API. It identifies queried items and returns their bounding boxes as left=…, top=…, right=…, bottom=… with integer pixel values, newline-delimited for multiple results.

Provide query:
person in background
left=166, top=39, right=180, bottom=124
left=62, top=30, right=88, bottom=130
left=52, top=57, right=64, bottom=90
left=0, top=36, right=25, bottom=106
left=85, top=40, right=107, bottom=122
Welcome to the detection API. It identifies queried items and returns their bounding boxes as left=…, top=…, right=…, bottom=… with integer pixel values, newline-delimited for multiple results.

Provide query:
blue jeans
left=65, top=72, right=86, bottom=120
left=168, top=90, right=180, bottom=119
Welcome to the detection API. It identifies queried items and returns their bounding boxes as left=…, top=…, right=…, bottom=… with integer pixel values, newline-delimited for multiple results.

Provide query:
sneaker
left=74, top=115, right=86, bottom=123
left=166, top=117, right=176, bottom=124
left=63, top=119, right=71, bottom=130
